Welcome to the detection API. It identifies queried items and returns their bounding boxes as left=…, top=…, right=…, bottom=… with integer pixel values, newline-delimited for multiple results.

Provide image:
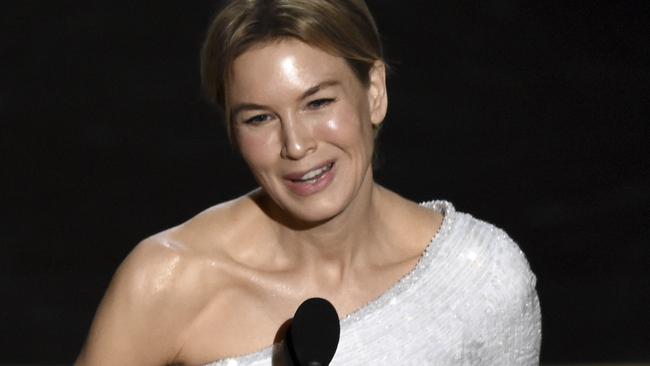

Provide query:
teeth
left=301, top=166, right=326, bottom=180
left=299, top=163, right=333, bottom=181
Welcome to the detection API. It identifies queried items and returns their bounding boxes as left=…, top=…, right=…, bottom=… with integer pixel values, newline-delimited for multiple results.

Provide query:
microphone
left=284, top=297, right=340, bottom=366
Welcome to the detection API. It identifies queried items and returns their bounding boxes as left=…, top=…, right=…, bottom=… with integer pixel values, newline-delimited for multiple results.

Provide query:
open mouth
left=290, top=162, right=334, bottom=184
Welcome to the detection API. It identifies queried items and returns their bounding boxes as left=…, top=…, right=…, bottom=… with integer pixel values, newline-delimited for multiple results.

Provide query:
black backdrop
left=2, top=0, right=649, bottom=363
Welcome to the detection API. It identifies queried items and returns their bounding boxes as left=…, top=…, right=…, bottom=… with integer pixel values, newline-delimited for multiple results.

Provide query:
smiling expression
left=228, top=39, right=387, bottom=223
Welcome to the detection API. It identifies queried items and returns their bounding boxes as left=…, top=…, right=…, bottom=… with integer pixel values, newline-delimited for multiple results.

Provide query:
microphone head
left=286, top=297, right=340, bottom=366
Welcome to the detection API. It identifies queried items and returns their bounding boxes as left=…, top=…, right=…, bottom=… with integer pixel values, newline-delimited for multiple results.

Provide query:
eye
left=306, top=98, right=336, bottom=110
left=244, top=113, right=273, bottom=125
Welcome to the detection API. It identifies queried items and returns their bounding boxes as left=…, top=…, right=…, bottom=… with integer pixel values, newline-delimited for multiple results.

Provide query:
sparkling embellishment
left=201, top=201, right=541, bottom=365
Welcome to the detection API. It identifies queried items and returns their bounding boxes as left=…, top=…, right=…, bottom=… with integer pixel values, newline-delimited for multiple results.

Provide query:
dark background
left=2, top=0, right=648, bottom=364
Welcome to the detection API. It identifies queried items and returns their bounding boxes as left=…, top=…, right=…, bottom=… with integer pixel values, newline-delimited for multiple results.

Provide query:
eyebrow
left=230, top=103, right=268, bottom=121
left=230, top=80, right=340, bottom=120
left=300, top=80, right=339, bottom=101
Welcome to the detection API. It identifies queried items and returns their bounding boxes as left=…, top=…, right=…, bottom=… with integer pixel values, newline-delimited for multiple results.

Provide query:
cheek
left=315, top=104, right=374, bottom=149
left=237, top=130, right=280, bottom=170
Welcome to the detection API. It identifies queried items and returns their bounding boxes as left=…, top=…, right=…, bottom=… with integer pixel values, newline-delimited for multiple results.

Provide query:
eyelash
left=307, top=98, right=336, bottom=109
left=244, top=114, right=272, bottom=125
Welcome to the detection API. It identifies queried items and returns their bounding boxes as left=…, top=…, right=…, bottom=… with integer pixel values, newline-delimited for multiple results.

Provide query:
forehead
left=228, top=39, right=358, bottom=104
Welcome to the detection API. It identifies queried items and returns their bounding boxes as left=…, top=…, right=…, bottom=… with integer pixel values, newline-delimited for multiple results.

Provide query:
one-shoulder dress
left=203, top=200, right=542, bottom=366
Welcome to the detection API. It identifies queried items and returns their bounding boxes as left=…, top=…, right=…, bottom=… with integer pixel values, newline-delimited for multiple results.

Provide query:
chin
left=280, top=193, right=345, bottom=223
left=262, top=188, right=352, bottom=228
left=297, top=200, right=347, bottom=223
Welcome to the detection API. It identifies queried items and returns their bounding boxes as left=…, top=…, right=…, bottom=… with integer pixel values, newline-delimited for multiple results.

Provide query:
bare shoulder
left=172, top=194, right=265, bottom=253
left=77, top=195, right=264, bottom=366
left=76, top=234, right=203, bottom=365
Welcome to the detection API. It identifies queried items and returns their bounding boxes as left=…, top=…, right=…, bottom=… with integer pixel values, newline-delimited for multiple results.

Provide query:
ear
left=367, top=61, right=388, bottom=126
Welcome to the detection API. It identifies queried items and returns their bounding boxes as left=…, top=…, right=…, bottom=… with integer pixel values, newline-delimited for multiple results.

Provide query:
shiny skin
left=229, top=39, right=386, bottom=224
left=75, top=39, right=443, bottom=365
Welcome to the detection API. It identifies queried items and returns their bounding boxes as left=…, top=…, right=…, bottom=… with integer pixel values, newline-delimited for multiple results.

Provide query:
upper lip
left=283, top=160, right=335, bottom=181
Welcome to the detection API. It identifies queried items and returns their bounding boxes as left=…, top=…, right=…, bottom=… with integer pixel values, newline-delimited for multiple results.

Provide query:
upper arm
left=481, top=229, right=542, bottom=365
left=76, top=238, right=188, bottom=366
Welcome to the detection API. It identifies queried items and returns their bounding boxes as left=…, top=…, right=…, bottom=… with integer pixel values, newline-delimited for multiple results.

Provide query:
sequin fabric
left=203, top=201, right=541, bottom=365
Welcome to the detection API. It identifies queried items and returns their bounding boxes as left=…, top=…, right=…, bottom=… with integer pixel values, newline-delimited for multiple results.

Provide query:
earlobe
left=368, top=61, right=388, bottom=126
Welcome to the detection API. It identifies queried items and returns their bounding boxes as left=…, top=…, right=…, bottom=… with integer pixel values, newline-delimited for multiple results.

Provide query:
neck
left=258, top=174, right=390, bottom=285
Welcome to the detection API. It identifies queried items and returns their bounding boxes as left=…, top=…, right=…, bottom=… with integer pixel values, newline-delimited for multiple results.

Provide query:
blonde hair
left=200, top=0, right=384, bottom=138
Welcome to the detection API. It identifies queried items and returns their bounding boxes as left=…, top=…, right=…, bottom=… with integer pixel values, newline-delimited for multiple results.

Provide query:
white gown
left=203, top=201, right=542, bottom=366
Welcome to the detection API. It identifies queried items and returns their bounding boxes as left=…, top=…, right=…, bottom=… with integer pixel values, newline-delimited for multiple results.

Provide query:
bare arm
left=76, top=239, right=188, bottom=366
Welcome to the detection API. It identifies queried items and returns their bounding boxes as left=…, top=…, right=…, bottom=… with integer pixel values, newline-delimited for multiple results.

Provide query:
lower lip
left=284, top=163, right=336, bottom=197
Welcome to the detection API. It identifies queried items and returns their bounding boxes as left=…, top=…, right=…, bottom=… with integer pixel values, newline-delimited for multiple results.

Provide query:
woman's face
left=228, top=39, right=387, bottom=222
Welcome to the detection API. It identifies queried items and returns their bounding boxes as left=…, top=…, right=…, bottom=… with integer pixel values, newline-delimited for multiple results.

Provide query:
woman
left=76, top=0, right=541, bottom=365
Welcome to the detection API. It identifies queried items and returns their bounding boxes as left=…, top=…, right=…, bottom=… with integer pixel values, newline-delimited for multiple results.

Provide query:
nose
left=280, top=114, right=316, bottom=160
